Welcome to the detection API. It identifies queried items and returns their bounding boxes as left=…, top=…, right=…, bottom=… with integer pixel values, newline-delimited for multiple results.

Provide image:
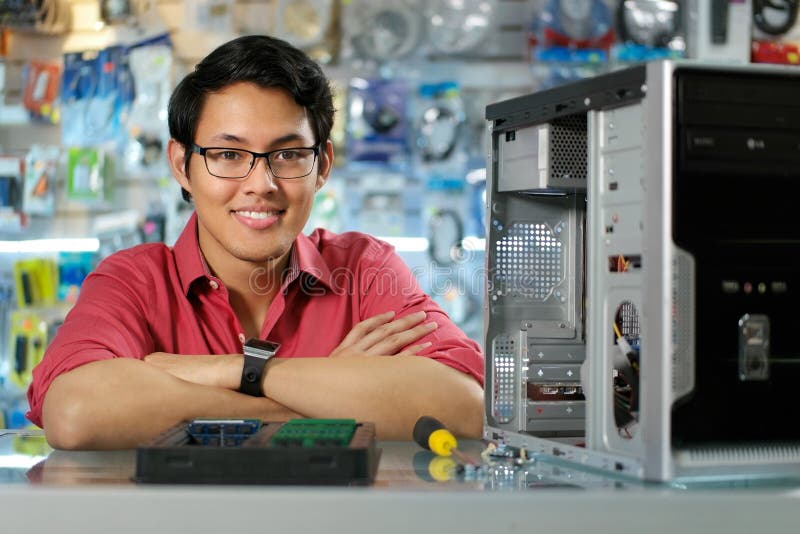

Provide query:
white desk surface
left=1, top=429, right=798, bottom=534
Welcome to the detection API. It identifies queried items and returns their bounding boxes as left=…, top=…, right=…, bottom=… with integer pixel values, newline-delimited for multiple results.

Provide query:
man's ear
left=315, top=140, right=334, bottom=192
left=167, top=139, right=192, bottom=193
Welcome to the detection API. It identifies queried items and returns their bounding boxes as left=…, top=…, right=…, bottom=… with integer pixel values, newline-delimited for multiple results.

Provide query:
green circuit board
left=269, top=418, right=357, bottom=447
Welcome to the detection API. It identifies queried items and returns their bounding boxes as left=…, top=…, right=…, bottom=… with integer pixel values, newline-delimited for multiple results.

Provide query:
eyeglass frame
left=190, top=143, right=321, bottom=180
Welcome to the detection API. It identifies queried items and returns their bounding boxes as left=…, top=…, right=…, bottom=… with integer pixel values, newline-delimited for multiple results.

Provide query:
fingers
left=334, top=310, right=396, bottom=349
left=360, top=313, right=438, bottom=356
left=395, top=341, right=433, bottom=358
left=355, top=310, right=430, bottom=352
left=330, top=310, right=439, bottom=358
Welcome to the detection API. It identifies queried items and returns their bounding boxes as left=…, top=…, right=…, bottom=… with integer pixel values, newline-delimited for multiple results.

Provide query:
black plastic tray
left=135, top=420, right=378, bottom=485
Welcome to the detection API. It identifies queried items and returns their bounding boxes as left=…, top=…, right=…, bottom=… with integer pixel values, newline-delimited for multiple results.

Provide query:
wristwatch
left=239, top=338, right=281, bottom=396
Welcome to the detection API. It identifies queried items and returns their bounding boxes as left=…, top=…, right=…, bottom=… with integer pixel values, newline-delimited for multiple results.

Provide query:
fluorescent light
left=0, top=454, right=47, bottom=469
left=376, top=236, right=430, bottom=252
left=0, top=238, right=100, bottom=254
left=462, top=236, right=486, bottom=251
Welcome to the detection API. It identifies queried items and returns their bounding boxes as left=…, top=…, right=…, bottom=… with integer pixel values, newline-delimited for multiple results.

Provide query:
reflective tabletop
left=1, top=429, right=800, bottom=534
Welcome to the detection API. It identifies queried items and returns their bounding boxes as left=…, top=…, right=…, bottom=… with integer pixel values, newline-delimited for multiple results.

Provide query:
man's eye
left=220, top=150, right=243, bottom=160
left=275, top=150, right=299, bottom=161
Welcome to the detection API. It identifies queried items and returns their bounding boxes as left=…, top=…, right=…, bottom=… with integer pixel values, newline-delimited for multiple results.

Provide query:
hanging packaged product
left=58, top=251, right=96, bottom=303
left=530, top=0, right=615, bottom=53
left=414, top=81, right=466, bottom=166
left=61, top=49, right=98, bottom=147
left=22, top=145, right=59, bottom=217
left=751, top=0, right=800, bottom=65
left=183, top=0, right=235, bottom=34
left=67, top=146, right=109, bottom=204
left=613, top=0, right=685, bottom=63
left=61, top=45, right=130, bottom=147
left=343, top=0, right=423, bottom=63
left=342, top=170, right=422, bottom=236
left=91, top=45, right=128, bottom=147
left=0, top=0, right=39, bottom=29
left=123, top=35, right=173, bottom=178
left=346, top=78, right=410, bottom=166
left=425, top=0, right=496, bottom=57
left=101, top=0, right=131, bottom=24
left=528, top=0, right=614, bottom=88
left=8, top=311, right=48, bottom=390
left=274, top=0, right=340, bottom=64
left=684, top=0, right=752, bottom=62
left=0, top=156, right=23, bottom=232
left=22, top=60, right=61, bottom=124
left=13, top=258, right=58, bottom=309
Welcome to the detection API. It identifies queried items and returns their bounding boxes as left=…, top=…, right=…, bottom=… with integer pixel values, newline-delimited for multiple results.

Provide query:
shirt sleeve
left=357, top=238, right=485, bottom=387
left=26, top=253, right=156, bottom=428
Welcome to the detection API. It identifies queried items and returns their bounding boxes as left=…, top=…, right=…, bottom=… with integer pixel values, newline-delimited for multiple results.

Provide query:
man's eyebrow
left=208, top=133, right=247, bottom=144
left=205, top=133, right=309, bottom=147
left=268, top=133, right=308, bottom=147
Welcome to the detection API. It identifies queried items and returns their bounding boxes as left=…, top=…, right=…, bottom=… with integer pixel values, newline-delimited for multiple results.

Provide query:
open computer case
left=483, top=60, right=800, bottom=482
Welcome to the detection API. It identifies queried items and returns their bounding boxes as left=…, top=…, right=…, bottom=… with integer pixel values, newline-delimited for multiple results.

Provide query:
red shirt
left=27, top=213, right=484, bottom=427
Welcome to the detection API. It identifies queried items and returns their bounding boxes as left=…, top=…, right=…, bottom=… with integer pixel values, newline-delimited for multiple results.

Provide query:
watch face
left=244, top=338, right=280, bottom=358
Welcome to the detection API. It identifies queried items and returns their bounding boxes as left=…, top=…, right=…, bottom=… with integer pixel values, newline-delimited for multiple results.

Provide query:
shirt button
left=238, top=333, right=246, bottom=343
left=209, top=280, right=219, bottom=290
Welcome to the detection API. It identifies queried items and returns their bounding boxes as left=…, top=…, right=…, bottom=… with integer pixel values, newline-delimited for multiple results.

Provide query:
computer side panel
left=484, top=67, right=651, bottom=472
left=585, top=101, right=649, bottom=476
left=484, top=123, right=586, bottom=442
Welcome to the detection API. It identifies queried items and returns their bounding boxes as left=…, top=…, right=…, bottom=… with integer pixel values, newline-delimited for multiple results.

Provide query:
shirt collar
left=173, top=212, right=335, bottom=295
left=173, top=212, right=207, bottom=296
left=291, top=232, right=335, bottom=291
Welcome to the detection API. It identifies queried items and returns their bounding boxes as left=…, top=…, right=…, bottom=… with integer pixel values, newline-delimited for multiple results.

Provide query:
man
left=27, top=35, right=484, bottom=449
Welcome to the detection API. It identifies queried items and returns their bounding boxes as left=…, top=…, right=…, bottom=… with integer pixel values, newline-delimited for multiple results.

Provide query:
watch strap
left=239, top=338, right=280, bottom=396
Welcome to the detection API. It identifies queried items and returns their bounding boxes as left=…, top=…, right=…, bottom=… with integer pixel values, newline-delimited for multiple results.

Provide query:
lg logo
left=746, top=138, right=766, bottom=150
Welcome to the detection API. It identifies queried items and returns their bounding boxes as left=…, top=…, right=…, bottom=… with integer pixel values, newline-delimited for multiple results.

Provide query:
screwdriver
left=412, top=415, right=478, bottom=466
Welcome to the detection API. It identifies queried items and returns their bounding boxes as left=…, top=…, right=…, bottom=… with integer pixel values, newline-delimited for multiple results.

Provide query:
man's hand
left=143, top=352, right=241, bottom=390
left=328, top=310, right=438, bottom=358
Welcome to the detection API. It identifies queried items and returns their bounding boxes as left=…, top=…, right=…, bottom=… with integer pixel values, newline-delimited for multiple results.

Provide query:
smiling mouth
left=234, top=210, right=284, bottom=219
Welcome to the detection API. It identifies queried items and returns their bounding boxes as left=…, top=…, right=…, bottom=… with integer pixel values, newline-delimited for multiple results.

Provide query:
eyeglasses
left=191, top=144, right=320, bottom=180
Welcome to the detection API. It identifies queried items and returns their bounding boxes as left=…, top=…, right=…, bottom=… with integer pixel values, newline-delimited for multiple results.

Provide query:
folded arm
left=263, top=354, right=483, bottom=440
left=41, top=357, right=302, bottom=450
left=144, top=311, right=483, bottom=440
left=40, top=302, right=482, bottom=449
left=148, top=311, right=483, bottom=440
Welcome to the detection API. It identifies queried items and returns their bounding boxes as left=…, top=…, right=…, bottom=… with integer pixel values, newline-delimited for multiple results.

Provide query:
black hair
left=168, top=35, right=335, bottom=202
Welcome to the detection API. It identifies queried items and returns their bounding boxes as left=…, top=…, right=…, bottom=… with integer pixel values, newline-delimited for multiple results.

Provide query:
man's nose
left=250, top=156, right=279, bottom=188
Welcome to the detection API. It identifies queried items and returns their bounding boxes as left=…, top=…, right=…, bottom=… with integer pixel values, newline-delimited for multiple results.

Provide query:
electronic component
left=136, top=418, right=378, bottom=485
left=270, top=418, right=357, bottom=448
left=186, top=418, right=262, bottom=446
left=485, top=60, right=800, bottom=482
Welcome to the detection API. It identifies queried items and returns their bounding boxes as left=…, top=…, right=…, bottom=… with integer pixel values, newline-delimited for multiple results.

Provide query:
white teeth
left=237, top=210, right=277, bottom=219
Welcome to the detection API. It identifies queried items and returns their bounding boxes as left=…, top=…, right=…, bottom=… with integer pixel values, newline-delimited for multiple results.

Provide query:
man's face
left=169, top=82, right=332, bottom=277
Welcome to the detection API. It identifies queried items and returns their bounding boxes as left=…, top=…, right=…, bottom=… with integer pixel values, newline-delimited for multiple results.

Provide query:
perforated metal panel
left=676, top=444, right=800, bottom=467
left=549, top=115, right=587, bottom=185
left=615, top=301, right=640, bottom=340
left=492, top=335, right=517, bottom=424
left=494, top=222, right=565, bottom=301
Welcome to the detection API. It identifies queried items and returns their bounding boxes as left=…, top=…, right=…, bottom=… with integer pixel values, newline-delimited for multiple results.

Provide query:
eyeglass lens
left=204, top=148, right=316, bottom=179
